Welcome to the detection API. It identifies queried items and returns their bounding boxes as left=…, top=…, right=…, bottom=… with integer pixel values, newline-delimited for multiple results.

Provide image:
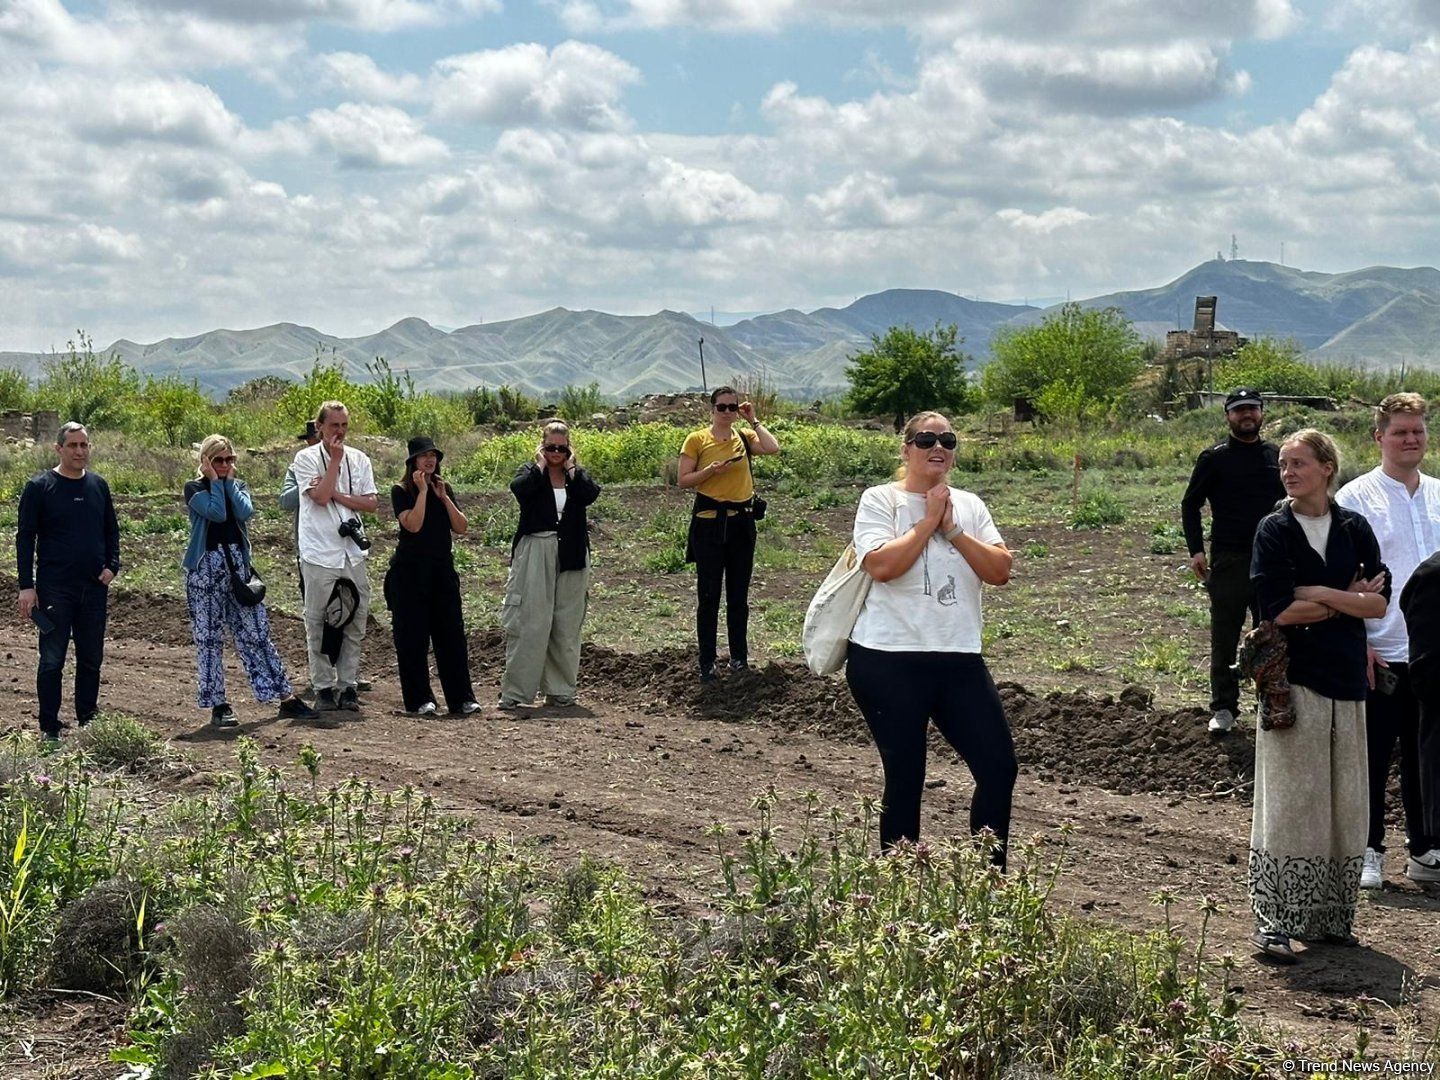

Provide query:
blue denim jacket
left=182, top=477, right=254, bottom=570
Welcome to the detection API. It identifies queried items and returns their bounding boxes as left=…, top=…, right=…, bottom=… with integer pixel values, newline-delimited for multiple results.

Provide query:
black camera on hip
left=338, top=517, right=372, bottom=550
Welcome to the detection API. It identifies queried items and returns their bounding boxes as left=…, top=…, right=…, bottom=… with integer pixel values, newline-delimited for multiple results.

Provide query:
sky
left=3, top=0, right=1440, bottom=350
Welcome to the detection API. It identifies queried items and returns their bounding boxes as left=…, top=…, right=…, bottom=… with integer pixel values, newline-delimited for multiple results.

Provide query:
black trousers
left=1419, top=695, right=1440, bottom=852
left=384, top=559, right=475, bottom=712
left=846, top=643, right=1017, bottom=866
left=690, top=514, right=756, bottom=670
left=35, top=578, right=108, bottom=736
left=1207, top=550, right=1258, bottom=715
left=1366, top=663, right=1437, bottom=856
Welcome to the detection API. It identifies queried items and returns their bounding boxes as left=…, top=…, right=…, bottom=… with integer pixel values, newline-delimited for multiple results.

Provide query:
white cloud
left=317, top=51, right=427, bottom=103
left=303, top=103, right=450, bottom=167
left=996, top=207, right=1094, bottom=235
left=124, top=0, right=500, bottom=32
left=432, top=41, right=640, bottom=131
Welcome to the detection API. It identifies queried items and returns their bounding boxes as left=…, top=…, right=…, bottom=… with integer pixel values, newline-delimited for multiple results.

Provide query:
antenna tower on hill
left=1231, top=234, right=1239, bottom=261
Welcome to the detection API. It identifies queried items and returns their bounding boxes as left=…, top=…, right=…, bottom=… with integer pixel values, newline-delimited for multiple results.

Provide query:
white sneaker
left=1407, top=848, right=1440, bottom=882
left=1208, top=709, right=1236, bottom=734
left=414, top=701, right=438, bottom=716
left=1360, top=848, right=1384, bottom=889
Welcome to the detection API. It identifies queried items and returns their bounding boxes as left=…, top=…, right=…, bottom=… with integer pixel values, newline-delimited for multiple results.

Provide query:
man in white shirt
left=1336, top=392, right=1440, bottom=885
left=292, top=401, right=378, bottom=712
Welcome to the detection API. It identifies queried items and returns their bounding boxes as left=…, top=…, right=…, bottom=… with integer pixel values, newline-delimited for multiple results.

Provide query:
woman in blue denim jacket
left=184, top=434, right=315, bottom=727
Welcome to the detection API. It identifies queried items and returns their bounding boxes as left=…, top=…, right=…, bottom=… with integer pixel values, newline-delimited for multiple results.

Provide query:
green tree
left=276, top=348, right=362, bottom=431
left=1214, top=337, right=1327, bottom=397
left=982, top=304, right=1144, bottom=422
left=139, top=374, right=213, bottom=447
left=34, top=331, right=141, bottom=428
left=844, top=323, right=975, bottom=431
left=357, top=356, right=416, bottom=435
left=0, top=366, right=30, bottom=411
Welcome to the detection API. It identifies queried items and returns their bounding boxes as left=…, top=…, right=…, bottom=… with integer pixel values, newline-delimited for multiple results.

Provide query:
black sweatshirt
left=509, top=464, right=600, bottom=572
left=1180, top=435, right=1284, bottom=556
left=16, top=469, right=122, bottom=589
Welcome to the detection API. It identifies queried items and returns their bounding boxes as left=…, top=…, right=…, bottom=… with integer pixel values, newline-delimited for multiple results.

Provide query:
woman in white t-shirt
left=848, top=411, right=1017, bottom=864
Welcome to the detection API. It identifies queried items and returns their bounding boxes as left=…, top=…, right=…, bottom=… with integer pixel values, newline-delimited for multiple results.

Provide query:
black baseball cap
left=1224, top=387, right=1263, bottom=411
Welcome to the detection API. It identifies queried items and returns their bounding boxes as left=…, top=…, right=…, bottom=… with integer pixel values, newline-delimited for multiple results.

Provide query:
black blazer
left=509, top=464, right=600, bottom=572
left=1251, top=500, right=1390, bottom=701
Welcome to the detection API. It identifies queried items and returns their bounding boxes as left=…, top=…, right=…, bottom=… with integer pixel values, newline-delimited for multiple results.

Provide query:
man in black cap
left=1181, top=387, right=1284, bottom=734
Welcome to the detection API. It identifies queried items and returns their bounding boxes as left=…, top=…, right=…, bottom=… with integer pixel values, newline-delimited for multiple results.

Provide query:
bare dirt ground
left=2, top=490, right=1438, bottom=1076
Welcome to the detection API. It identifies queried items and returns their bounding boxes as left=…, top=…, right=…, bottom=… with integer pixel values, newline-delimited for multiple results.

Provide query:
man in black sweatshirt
left=16, top=422, right=121, bottom=745
left=1180, top=388, right=1284, bottom=734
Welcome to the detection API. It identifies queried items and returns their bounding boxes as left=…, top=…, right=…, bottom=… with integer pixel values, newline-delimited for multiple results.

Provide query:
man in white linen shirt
left=292, top=401, right=378, bottom=713
left=1336, top=392, right=1440, bottom=885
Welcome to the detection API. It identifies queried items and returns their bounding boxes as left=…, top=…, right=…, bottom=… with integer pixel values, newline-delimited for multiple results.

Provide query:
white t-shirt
left=553, top=485, right=569, bottom=519
left=849, top=482, right=1005, bottom=653
left=1337, top=467, right=1440, bottom=662
left=1295, top=510, right=1331, bottom=561
left=292, top=443, right=378, bottom=567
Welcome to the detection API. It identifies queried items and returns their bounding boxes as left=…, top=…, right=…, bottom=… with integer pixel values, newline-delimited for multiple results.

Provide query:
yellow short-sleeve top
left=682, top=428, right=757, bottom=517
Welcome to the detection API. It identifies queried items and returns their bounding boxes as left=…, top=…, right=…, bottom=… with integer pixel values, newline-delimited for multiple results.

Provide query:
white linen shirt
left=1336, top=467, right=1440, bottom=662
left=292, top=443, right=378, bottom=568
left=849, top=483, right=1004, bottom=653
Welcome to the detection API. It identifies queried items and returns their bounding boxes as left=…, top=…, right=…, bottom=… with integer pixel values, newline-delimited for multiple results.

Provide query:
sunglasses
left=211, top=455, right=237, bottom=465
left=713, top=402, right=740, bottom=412
left=543, top=444, right=571, bottom=454
left=906, top=432, right=957, bottom=451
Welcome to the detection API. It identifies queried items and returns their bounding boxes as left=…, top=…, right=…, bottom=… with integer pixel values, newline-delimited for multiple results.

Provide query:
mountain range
left=3, top=259, right=1438, bottom=400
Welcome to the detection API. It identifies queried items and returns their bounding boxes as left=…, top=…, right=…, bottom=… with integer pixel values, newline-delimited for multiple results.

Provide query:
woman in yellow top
left=678, top=386, right=781, bottom=682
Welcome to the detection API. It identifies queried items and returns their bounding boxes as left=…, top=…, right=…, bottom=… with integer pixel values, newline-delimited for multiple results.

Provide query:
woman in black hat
left=383, top=436, right=479, bottom=716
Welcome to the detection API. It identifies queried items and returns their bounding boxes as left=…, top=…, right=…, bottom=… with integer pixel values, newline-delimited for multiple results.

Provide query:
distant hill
left=3, top=261, right=1437, bottom=399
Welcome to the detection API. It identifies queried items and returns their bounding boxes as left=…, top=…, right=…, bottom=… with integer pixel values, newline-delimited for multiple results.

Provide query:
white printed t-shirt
left=292, top=443, right=378, bottom=568
left=849, top=482, right=1004, bottom=654
left=1336, top=467, right=1440, bottom=663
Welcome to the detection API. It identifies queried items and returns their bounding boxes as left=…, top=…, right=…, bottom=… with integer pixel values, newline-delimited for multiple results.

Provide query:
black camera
left=338, top=517, right=371, bottom=550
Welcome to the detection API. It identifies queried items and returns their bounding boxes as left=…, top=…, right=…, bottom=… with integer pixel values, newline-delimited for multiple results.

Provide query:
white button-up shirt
left=1336, top=466, right=1440, bottom=663
left=292, top=443, right=377, bottom=568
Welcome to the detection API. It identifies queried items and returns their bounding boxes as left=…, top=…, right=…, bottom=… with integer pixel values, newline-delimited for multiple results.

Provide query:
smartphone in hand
left=1374, top=666, right=1400, bottom=696
left=31, top=606, right=56, bottom=634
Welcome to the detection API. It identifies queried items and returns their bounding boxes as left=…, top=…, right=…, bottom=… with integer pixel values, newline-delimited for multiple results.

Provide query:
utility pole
left=698, top=337, right=708, bottom=393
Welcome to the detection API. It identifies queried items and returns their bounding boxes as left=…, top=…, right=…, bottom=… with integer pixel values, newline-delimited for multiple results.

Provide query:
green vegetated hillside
left=4, top=258, right=1439, bottom=399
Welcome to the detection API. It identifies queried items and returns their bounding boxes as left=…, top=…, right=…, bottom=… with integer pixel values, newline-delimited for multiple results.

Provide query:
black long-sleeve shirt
left=16, top=469, right=122, bottom=590
left=509, top=464, right=600, bottom=572
left=1251, top=502, right=1389, bottom=701
left=1402, top=550, right=1440, bottom=704
left=1180, top=435, right=1283, bottom=556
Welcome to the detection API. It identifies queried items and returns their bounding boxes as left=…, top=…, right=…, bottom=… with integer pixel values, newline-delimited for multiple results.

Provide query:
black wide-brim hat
left=406, top=435, right=444, bottom=465
left=296, top=420, right=318, bottom=440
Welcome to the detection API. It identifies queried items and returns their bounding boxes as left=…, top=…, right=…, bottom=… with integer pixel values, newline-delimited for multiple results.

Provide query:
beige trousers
left=300, top=560, right=371, bottom=692
left=499, top=533, right=589, bottom=705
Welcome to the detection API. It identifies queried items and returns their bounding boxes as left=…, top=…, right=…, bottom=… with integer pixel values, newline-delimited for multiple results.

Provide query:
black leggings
left=691, top=514, right=756, bottom=669
left=846, top=642, right=1017, bottom=865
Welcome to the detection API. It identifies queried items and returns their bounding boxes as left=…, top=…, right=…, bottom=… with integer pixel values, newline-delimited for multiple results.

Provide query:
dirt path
left=2, top=597, right=1438, bottom=1073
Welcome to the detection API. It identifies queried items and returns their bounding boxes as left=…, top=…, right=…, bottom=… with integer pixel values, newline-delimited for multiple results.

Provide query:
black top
left=391, top=483, right=459, bottom=563
left=1251, top=501, right=1390, bottom=701
left=1401, top=550, right=1440, bottom=704
left=510, top=464, right=600, bottom=572
left=16, top=469, right=121, bottom=590
left=1180, top=436, right=1284, bottom=556
left=183, top=479, right=243, bottom=550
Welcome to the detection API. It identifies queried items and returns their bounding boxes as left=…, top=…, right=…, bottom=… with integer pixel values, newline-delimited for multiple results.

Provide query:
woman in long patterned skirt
left=1248, top=429, right=1389, bottom=961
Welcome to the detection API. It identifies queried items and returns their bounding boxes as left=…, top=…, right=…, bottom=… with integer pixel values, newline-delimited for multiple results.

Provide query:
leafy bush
left=983, top=303, right=1144, bottom=421
left=555, top=382, right=607, bottom=421
left=1070, top=486, right=1127, bottom=529
left=34, top=332, right=141, bottom=429
left=84, top=712, right=164, bottom=772
left=1214, top=338, right=1328, bottom=397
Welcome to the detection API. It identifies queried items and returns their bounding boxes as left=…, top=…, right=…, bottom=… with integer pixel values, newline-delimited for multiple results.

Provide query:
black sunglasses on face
left=211, top=455, right=237, bottom=465
left=713, top=402, right=740, bottom=412
left=543, top=444, right=570, bottom=454
left=906, top=432, right=957, bottom=450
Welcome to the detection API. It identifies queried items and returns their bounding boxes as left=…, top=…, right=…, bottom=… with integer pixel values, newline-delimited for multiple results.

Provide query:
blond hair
left=196, top=434, right=235, bottom=478
left=1375, top=392, right=1428, bottom=434
left=315, top=400, right=348, bottom=425
left=1282, top=428, right=1341, bottom=495
left=543, top=420, right=570, bottom=440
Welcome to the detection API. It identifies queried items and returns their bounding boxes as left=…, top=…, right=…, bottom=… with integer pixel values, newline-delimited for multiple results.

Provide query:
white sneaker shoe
left=414, top=701, right=438, bottom=716
left=1208, top=708, right=1236, bottom=734
left=1360, top=847, right=1384, bottom=889
left=1406, top=848, right=1440, bottom=882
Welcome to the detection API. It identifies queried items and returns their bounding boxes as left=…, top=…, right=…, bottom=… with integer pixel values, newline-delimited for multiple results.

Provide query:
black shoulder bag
left=220, top=486, right=267, bottom=607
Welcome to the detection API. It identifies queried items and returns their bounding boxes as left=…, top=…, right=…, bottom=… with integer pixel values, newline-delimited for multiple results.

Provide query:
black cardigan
left=1401, top=550, right=1440, bottom=705
left=509, top=463, right=600, bottom=572
left=1250, top=500, right=1390, bottom=701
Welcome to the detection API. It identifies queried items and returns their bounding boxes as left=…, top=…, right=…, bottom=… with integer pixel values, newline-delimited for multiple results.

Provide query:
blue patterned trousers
left=186, top=547, right=292, bottom=708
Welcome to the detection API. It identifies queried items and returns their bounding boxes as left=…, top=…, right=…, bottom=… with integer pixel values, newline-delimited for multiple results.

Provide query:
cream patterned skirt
left=1248, top=684, right=1367, bottom=939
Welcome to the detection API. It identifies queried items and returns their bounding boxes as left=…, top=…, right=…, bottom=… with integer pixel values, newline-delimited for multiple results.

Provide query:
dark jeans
left=1207, top=550, right=1258, bottom=715
left=35, top=578, right=109, bottom=736
left=691, top=514, right=756, bottom=670
left=846, top=643, right=1017, bottom=866
left=385, top=559, right=474, bottom=712
left=1366, top=663, right=1436, bottom=856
